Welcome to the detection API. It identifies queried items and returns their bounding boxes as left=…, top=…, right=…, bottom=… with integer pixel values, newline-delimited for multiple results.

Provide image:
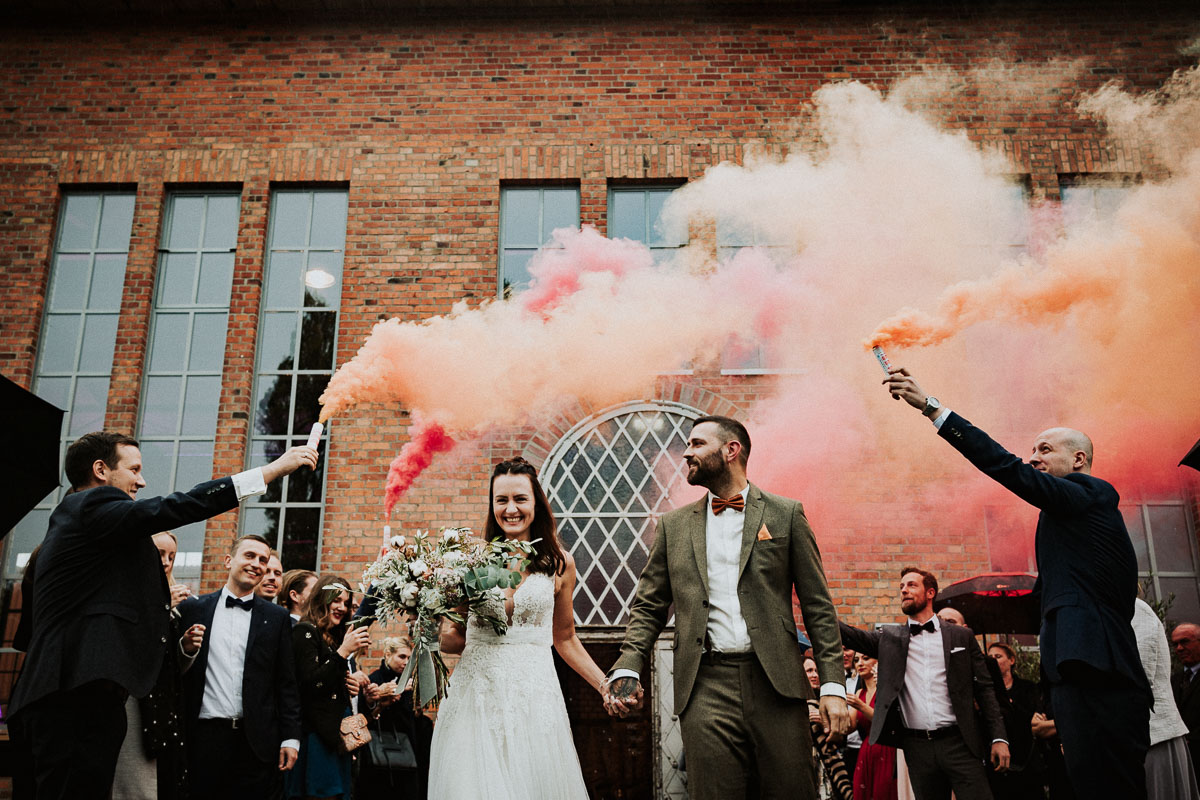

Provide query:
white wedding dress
left=428, top=571, right=590, bottom=800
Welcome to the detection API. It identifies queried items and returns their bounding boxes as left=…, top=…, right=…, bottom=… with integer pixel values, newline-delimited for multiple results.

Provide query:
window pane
left=1122, top=506, right=1151, bottom=572
left=49, top=254, right=90, bottom=310
left=197, top=253, right=235, bottom=306
left=298, top=311, right=335, bottom=370
left=175, top=440, right=215, bottom=491
left=89, top=254, right=127, bottom=310
left=142, top=376, right=183, bottom=435
left=649, top=190, right=685, bottom=247
left=69, top=377, right=109, bottom=435
left=609, top=191, right=645, bottom=241
left=254, top=375, right=293, bottom=435
left=180, top=375, right=221, bottom=435
left=258, top=312, right=298, bottom=371
left=35, top=376, right=71, bottom=412
left=310, top=193, right=348, bottom=250
left=1160, top=577, right=1200, bottom=628
left=203, top=195, right=240, bottom=250
left=248, top=439, right=286, bottom=502
left=139, top=440, right=176, bottom=495
left=80, top=314, right=119, bottom=374
left=1148, top=505, right=1193, bottom=570
left=282, top=507, right=321, bottom=571
left=60, top=195, right=101, bottom=251
left=159, top=253, right=196, bottom=306
left=266, top=251, right=304, bottom=309
left=271, top=193, right=310, bottom=249
left=303, top=251, right=342, bottom=309
left=188, top=313, right=229, bottom=372
left=148, top=313, right=190, bottom=373
left=8, top=508, right=52, bottom=578
left=40, top=314, right=81, bottom=373
left=287, top=452, right=325, bottom=502
left=167, top=196, right=204, bottom=252
left=543, top=189, right=579, bottom=235
left=241, top=506, right=278, bottom=548
left=97, top=195, right=136, bottom=252
left=502, top=251, right=535, bottom=295
left=292, top=375, right=325, bottom=431
left=502, top=189, right=541, bottom=246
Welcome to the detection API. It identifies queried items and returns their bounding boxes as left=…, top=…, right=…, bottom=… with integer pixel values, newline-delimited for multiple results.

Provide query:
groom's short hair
left=691, top=415, right=751, bottom=465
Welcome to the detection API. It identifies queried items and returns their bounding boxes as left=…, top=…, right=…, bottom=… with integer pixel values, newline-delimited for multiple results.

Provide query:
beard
left=686, top=449, right=729, bottom=489
left=900, top=596, right=927, bottom=617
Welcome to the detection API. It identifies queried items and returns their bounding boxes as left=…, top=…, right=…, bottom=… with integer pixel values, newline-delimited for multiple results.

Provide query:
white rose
left=400, top=582, right=420, bottom=607
left=410, top=558, right=429, bottom=578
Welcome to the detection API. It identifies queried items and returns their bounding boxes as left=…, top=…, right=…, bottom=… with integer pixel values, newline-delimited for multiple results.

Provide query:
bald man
left=884, top=367, right=1150, bottom=800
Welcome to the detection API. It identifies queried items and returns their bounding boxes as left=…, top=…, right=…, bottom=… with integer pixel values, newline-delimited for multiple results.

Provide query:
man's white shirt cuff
left=231, top=467, right=267, bottom=501
left=609, top=668, right=640, bottom=683
left=819, top=682, right=847, bottom=699
left=282, top=739, right=300, bottom=752
left=931, top=407, right=951, bottom=428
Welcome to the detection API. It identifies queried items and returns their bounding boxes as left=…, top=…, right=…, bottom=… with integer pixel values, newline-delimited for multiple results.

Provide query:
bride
left=428, top=457, right=611, bottom=799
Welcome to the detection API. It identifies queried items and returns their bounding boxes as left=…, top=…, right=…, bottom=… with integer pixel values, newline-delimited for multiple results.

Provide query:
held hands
left=990, top=740, right=1011, bottom=772
left=882, top=367, right=930, bottom=413
left=337, top=626, right=372, bottom=659
left=1030, top=711, right=1057, bottom=739
left=181, top=624, right=205, bottom=655
left=603, top=676, right=644, bottom=718
left=818, top=695, right=853, bottom=738
left=262, top=445, right=320, bottom=484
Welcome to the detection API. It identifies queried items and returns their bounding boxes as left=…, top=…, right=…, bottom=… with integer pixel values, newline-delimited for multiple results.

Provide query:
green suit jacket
left=612, top=482, right=843, bottom=714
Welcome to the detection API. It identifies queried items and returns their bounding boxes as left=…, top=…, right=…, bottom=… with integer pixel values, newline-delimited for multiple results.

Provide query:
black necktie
left=225, top=595, right=253, bottom=611
left=909, top=620, right=935, bottom=636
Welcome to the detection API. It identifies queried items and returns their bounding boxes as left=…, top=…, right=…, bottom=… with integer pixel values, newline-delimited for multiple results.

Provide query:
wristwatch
left=922, top=396, right=942, bottom=417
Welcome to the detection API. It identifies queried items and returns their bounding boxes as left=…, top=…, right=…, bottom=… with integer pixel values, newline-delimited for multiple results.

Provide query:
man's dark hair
left=900, top=566, right=938, bottom=599
left=229, top=533, right=272, bottom=557
left=691, top=415, right=752, bottom=464
left=64, top=431, right=140, bottom=490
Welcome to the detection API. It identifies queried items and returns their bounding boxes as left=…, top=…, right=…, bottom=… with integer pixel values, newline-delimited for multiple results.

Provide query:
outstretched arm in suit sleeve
left=838, top=620, right=882, bottom=660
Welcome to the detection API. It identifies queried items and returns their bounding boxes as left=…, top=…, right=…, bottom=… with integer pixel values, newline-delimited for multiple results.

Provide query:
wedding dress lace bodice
left=466, top=571, right=555, bottom=646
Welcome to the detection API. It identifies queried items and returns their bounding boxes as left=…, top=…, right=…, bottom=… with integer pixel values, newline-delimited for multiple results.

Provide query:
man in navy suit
left=884, top=366, right=1151, bottom=799
left=178, top=534, right=302, bottom=799
left=8, top=431, right=317, bottom=800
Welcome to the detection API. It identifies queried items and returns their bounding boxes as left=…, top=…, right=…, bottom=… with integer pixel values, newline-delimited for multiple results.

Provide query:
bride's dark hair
left=484, top=457, right=566, bottom=577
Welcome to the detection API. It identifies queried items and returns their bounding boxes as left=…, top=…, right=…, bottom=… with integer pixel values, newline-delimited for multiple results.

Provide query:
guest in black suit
left=884, top=367, right=1151, bottom=799
left=8, top=431, right=317, bottom=800
left=285, top=574, right=371, bottom=800
left=178, top=534, right=304, bottom=799
left=280, top=569, right=318, bottom=625
left=839, top=567, right=1009, bottom=800
left=1171, top=622, right=1200, bottom=777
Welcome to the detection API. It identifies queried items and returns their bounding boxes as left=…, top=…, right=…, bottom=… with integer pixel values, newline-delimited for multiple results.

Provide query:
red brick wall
left=0, top=4, right=1194, bottom=636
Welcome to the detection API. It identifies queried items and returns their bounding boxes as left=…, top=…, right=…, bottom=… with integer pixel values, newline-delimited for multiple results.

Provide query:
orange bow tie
left=711, top=495, right=745, bottom=514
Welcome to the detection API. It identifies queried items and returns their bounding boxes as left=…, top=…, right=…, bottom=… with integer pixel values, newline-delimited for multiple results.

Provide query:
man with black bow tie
left=840, top=567, right=1009, bottom=800
left=178, top=534, right=301, bottom=799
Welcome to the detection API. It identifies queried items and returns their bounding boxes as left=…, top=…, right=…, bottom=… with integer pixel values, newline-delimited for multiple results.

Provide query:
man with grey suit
left=605, top=415, right=851, bottom=800
left=839, top=568, right=1009, bottom=800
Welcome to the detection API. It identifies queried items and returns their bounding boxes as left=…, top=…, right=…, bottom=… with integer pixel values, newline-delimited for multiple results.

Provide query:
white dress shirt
left=199, top=588, right=255, bottom=721
left=899, top=614, right=958, bottom=731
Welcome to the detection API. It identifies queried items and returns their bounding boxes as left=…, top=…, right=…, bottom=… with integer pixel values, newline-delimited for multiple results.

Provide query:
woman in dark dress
left=286, top=575, right=372, bottom=800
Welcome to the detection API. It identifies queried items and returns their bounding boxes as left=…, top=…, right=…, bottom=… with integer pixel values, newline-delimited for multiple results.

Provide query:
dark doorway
left=554, top=637, right=654, bottom=800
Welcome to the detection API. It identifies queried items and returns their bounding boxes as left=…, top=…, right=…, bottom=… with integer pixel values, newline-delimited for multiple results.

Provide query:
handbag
left=364, top=723, right=418, bottom=772
left=338, top=712, right=373, bottom=753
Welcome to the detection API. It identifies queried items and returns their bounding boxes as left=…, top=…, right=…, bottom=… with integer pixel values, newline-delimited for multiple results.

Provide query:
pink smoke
left=520, top=226, right=653, bottom=315
left=383, top=417, right=456, bottom=519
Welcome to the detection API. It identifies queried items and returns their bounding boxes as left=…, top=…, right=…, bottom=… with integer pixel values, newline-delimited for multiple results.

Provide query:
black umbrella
left=0, top=374, right=65, bottom=540
left=1181, top=438, right=1200, bottom=472
left=932, top=572, right=1040, bottom=635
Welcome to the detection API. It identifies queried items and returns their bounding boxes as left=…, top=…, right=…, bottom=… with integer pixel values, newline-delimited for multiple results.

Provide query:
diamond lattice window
left=542, top=402, right=702, bottom=625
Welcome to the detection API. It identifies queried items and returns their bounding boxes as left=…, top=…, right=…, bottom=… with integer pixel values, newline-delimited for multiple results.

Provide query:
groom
left=606, top=415, right=850, bottom=800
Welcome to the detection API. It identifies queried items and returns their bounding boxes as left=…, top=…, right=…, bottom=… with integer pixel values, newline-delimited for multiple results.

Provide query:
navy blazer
left=938, top=411, right=1149, bottom=694
left=10, top=478, right=238, bottom=719
left=839, top=620, right=1005, bottom=759
left=178, top=591, right=302, bottom=764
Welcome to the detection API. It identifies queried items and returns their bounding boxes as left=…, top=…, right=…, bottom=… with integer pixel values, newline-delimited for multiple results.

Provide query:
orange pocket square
left=756, top=525, right=773, bottom=541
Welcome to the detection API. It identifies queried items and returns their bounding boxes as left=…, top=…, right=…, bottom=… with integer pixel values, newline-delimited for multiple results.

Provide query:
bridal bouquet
left=361, top=527, right=535, bottom=707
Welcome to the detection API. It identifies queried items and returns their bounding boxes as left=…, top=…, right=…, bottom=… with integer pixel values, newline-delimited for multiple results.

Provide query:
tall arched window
left=542, top=401, right=703, bottom=625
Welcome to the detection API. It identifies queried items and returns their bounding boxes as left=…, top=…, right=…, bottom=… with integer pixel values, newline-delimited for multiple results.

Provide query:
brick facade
left=1, top=2, right=1196, bottom=641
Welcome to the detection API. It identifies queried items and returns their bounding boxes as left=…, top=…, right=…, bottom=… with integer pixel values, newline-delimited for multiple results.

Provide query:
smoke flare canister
left=305, top=422, right=324, bottom=450
left=872, top=346, right=893, bottom=374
